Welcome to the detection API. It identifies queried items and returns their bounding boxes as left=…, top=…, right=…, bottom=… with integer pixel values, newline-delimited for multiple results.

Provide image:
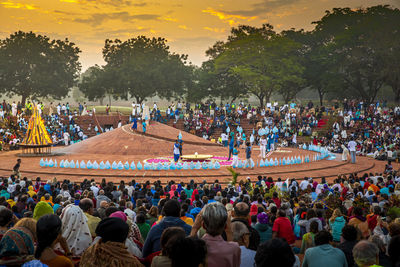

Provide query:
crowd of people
left=1, top=98, right=400, bottom=266
left=149, top=100, right=321, bottom=146
left=0, top=100, right=96, bottom=151
left=0, top=166, right=399, bottom=266
left=311, top=99, right=400, bottom=163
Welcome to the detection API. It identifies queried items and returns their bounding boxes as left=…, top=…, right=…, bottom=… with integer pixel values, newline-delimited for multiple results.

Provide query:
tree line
left=0, top=5, right=399, bottom=106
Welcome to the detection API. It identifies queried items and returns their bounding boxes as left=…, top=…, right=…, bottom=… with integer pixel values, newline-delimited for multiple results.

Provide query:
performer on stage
left=260, top=136, right=267, bottom=159
left=142, top=120, right=146, bottom=133
left=173, top=140, right=180, bottom=162
left=228, top=136, right=234, bottom=160
left=244, top=142, right=254, bottom=169
left=231, top=144, right=239, bottom=168
left=131, top=116, right=137, bottom=130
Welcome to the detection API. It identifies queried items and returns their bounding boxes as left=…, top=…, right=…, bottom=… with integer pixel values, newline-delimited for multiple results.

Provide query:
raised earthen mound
left=59, top=122, right=227, bottom=157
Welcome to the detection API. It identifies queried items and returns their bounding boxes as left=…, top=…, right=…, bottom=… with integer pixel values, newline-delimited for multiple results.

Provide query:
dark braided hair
left=35, top=214, right=62, bottom=259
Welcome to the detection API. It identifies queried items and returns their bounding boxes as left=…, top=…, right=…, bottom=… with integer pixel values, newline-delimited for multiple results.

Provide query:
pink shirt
left=202, top=234, right=241, bottom=267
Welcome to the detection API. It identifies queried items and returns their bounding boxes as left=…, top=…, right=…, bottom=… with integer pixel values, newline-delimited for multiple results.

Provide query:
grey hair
left=369, top=235, right=385, bottom=250
left=126, top=201, right=133, bottom=208
left=202, top=202, right=228, bottom=236
left=352, top=241, right=379, bottom=267
left=231, top=221, right=249, bottom=242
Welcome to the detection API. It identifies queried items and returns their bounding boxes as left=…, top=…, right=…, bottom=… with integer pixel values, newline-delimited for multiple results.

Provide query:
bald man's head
left=79, top=198, right=94, bottom=214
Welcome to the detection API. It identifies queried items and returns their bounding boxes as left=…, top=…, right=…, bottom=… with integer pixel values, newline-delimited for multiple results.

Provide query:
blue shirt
left=229, top=139, right=234, bottom=149
left=246, top=146, right=251, bottom=159
left=303, top=244, right=347, bottom=267
left=240, top=246, right=256, bottom=267
left=142, top=216, right=191, bottom=257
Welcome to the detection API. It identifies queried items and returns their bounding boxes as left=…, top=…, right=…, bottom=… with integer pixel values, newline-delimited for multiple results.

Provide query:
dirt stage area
left=0, top=122, right=395, bottom=184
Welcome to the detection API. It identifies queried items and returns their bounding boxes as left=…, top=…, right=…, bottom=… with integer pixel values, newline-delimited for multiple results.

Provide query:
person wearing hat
left=254, top=212, right=272, bottom=243
left=80, top=217, right=143, bottom=267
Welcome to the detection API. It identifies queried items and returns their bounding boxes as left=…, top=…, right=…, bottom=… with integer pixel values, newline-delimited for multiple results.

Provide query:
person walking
left=228, top=136, right=234, bottom=160
left=232, top=144, right=240, bottom=168
left=244, top=142, right=254, bottom=169
left=348, top=139, right=357, bottom=164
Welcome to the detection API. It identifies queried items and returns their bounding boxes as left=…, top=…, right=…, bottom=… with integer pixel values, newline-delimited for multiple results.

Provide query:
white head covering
left=60, top=204, right=92, bottom=256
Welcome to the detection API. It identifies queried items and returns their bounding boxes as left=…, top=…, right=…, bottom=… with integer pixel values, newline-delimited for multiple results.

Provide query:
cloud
left=89, top=27, right=152, bottom=39
left=202, top=7, right=257, bottom=25
left=53, top=9, right=79, bottom=15
left=202, top=0, right=300, bottom=25
left=132, top=2, right=147, bottom=7
left=74, top=11, right=160, bottom=26
left=161, top=16, right=178, bottom=22
left=203, top=27, right=225, bottom=33
left=1, top=1, right=38, bottom=10
left=178, top=25, right=191, bottom=30
left=59, top=0, right=148, bottom=8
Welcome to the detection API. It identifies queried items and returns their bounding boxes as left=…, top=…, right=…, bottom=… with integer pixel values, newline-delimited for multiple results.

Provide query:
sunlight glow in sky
left=1, top=0, right=398, bottom=70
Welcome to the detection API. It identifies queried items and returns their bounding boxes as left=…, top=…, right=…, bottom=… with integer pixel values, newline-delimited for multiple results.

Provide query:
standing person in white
left=131, top=102, right=136, bottom=116
left=63, top=131, right=70, bottom=146
left=341, top=144, right=349, bottom=161
left=260, top=136, right=267, bottom=159
left=11, top=102, right=17, bottom=116
left=348, top=139, right=357, bottom=164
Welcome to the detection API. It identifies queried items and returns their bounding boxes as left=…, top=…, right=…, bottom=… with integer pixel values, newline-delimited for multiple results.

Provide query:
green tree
left=197, top=41, right=248, bottom=103
left=102, top=36, right=190, bottom=104
left=0, top=31, right=81, bottom=105
left=301, top=31, right=343, bottom=105
left=313, top=5, right=400, bottom=104
left=215, top=25, right=304, bottom=106
left=79, top=65, right=110, bottom=104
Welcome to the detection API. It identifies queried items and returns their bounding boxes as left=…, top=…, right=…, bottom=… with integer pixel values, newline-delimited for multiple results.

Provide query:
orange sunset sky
left=1, top=0, right=399, bottom=70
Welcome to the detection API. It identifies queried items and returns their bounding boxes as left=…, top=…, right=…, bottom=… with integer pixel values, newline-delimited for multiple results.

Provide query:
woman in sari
left=33, top=201, right=54, bottom=221
left=0, top=220, right=36, bottom=266
left=60, top=204, right=92, bottom=256
left=80, top=217, right=143, bottom=267
left=35, top=214, right=73, bottom=267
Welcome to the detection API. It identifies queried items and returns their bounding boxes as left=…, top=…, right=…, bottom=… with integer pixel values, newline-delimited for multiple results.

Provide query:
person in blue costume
left=228, top=136, right=234, bottom=160
left=173, top=140, right=180, bottom=162
left=142, top=120, right=147, bottom=133
left=131, top=116, right=137, bottom=130
left=177, top=136, right=183, bottom=156
left=267, top=133, right=273, bottom=151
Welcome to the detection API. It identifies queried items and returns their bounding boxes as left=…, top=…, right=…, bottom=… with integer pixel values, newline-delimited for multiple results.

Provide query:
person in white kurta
left=260, top=136, right=267, bottom=159
left=341, top=144, right=349, bottom=161
left=292, top=133, right=297, bottom=147
left=132, top=103, right=136, bottom=116
left=63, top=132, right=70, bottom=146
left=81, top=106, right=88, bottom=116
left=48, top=103, right=53, bottom=115
left=11, top=102, right=17, bottom=116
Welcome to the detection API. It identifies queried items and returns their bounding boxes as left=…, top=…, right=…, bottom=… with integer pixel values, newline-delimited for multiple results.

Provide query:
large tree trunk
left=392, top=85, right=400, bottom=103
left=135, top=96, right=143, bottom=104
left=255, top=93, right=264, bottom=108
left=21, top=94, right=27, bottom=106
left=317, top=87, right=324, bottom=106
left=283, top=93, right=290, bottom=104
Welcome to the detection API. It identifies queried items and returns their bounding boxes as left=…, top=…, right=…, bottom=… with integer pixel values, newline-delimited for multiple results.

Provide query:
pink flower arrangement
left=146, top=158, right=171, bottom=163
